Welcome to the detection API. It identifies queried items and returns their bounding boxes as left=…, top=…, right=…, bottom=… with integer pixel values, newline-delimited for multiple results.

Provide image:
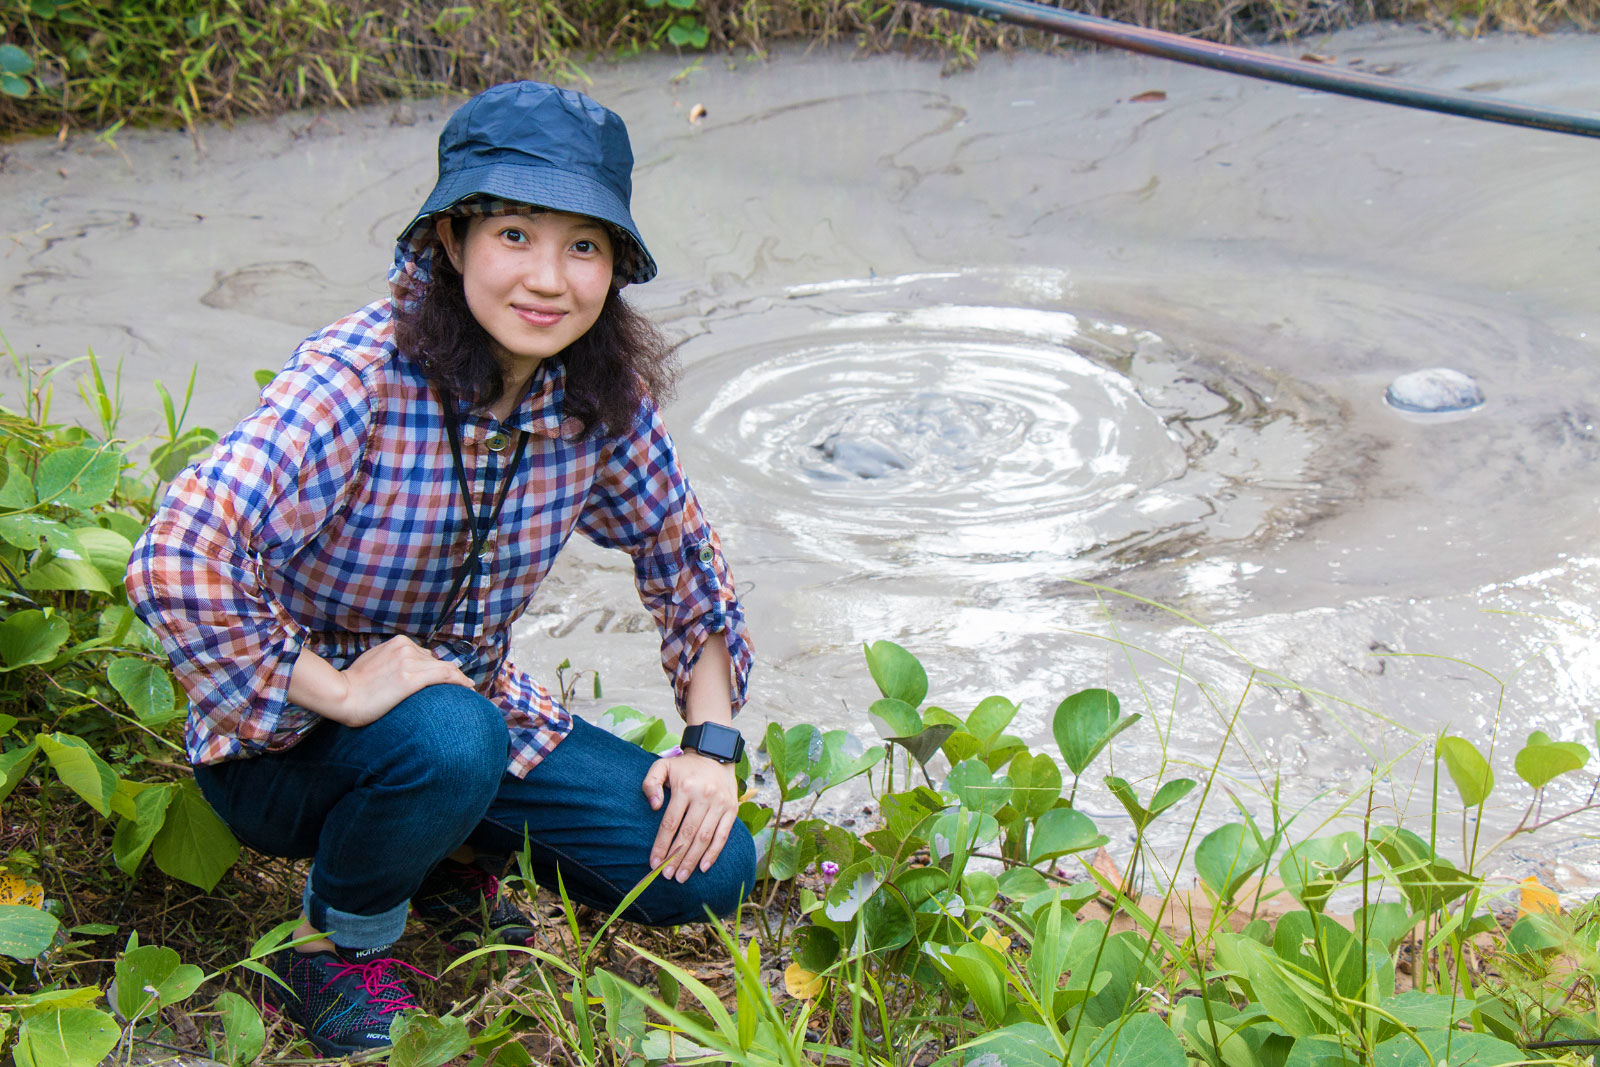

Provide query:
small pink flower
left=664, top=744, right=684, bottom=758
left=821, top=861, right=839, bottom=885
left=1055, top=866, right=1069, bottom=880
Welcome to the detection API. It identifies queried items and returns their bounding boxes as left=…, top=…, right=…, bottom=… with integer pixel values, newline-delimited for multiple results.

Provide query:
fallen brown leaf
left=1091, top=846, right=1122, bottom=886
left=1129, top=90, right=1167, bottom=103
left=1301, top=52, right=1336, bottom=64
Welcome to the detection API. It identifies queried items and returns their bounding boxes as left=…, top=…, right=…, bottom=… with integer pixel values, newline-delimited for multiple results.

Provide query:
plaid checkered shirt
left=126, top=301, right=751, bottom=776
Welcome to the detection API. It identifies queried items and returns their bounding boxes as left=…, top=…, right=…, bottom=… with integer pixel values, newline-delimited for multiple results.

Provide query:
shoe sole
left=262, top=991, right=393, bottom=1058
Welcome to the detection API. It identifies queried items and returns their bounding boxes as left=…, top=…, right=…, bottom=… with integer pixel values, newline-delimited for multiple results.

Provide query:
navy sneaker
left=412, top=859, right=538, bottom=951
left=265, top=945, right=428, bottom=1056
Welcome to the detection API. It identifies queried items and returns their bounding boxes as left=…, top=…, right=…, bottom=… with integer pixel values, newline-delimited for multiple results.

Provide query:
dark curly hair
left=393, top=217, right=677, bottom=439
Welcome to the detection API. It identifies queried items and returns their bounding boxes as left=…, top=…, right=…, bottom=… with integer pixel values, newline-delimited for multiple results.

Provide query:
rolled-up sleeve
left=125, top=346, right=372, bottom=762
left=573, top=397, right=752, bottom=717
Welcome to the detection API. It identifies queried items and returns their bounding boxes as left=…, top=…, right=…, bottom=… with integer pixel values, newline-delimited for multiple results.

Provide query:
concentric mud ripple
left=675, top=271, right=1354, bottom=578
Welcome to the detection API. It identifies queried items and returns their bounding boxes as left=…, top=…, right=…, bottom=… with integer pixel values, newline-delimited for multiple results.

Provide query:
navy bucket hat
left=399, top=81, right=657, bottom=285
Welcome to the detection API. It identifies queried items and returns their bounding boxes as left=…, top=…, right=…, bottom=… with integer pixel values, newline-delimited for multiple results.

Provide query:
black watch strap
left=681, top=722, right=744, bottom=764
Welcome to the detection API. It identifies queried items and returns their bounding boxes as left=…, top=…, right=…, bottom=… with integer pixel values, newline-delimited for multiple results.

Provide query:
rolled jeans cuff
left=304, top=867, right=410, bottom=950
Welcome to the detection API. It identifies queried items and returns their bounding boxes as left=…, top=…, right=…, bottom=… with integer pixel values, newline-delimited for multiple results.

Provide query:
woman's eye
left=500, top=228, right=527, bottom=243
left=572, top=239, right=597, bottom=253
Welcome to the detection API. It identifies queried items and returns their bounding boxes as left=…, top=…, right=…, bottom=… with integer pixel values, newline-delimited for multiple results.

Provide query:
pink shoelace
left=320, top=957, right=436, bottom=1014
left=463, top=866, right=500, bottom=900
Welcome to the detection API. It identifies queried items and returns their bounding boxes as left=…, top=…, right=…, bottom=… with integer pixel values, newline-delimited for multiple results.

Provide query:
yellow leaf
left=1518, top=876, right=1560, bottom=918
left=0, top=870, right=44, bottom=908
left=783, top=961, right=824, bottom=1000
left=980, top=928, right=1013, bottom=954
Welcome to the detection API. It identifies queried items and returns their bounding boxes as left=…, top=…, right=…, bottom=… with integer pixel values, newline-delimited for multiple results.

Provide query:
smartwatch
left=680, top=722, right=745, bottom=764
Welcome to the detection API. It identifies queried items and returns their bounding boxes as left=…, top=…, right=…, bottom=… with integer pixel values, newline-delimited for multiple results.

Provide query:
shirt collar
left=460, top=357, right=576, bottom=440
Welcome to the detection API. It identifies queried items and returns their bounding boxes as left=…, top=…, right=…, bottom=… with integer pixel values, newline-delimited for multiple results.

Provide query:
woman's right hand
left=287, top=636, right=475, bottom=727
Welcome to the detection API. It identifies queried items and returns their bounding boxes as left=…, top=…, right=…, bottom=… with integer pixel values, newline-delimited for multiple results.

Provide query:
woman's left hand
left=641, top=751, right=739, bottom=882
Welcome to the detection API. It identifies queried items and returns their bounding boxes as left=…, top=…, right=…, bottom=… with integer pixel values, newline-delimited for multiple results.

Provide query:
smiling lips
left=514, top=305, right=566, bottom=327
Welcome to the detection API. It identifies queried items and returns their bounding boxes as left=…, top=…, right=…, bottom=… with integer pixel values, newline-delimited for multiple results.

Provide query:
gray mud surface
left=4, top=24, right=1599, bottom=885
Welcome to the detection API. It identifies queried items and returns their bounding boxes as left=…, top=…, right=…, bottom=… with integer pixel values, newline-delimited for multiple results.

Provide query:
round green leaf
left=1438, top=735, right=1494, bottom=807
left=0, top=442, right=37, bottom=507
left=824, top=863, right=880, bottom=921
left=1194, top=822, right=1264, bottom=902
left=0, top=43, right=33, bottom=76
left=38, top=733, right=118, bottom=816
left=869, top=697, right=955, bottom=768
left=946, top=759, right=1012, bottom=815
left=0, top=513, right=80, bottom=552
left=0, top=742, right=39, bottom=807
left=965, top=695, right=1018, bottom=746
left=33, top=447, right=121, bottom=509
left=793, top=923, right=840, bottom=972
left=963, top=870, right=999, bottom=910
left=1082, top=1011, right=1187, bottom=1067
left=929, top=808, right=1000, bottom=857
left=150, top=780, right=241, bottom=891
left=0, top=903, right=62, bottom=959
left=1028, top=807, right=1108, bottom=863
left=98, top=510, right=146, bottom=542
left=1371, top=1029, right=1525, bottom=1067
left=215, top=991, right=266, bottom=1067
left=767, top=828, right=801, bottom=881
left=1515, top=737, right=1589, bottom=790
left=0, top=74, right=25, bottom=99
left=388, top=1010, right=470, bottom=1067
left=863, top=640, right=928, bottom=707
left=108, top=657, right=177, bottom=723
left=23, top=553, right=110, bottom=593
left=947, top=1023, right=1062, bottom=1067
left=1277, top=832, right=1364, bottom=911
left=0, top=609, right=70, bottom=671
left=940, top=729, right=980, bottom=765
left=997, top=865, right=1049, bottom=899
left=1148, top=777, right=1197, bottom=818
left=74, top=526, right=134, bottom=588
left=15, top=1007, right=120, bottom=1067
left=115, top=944, right=205, bottom=1022
left=864, top=889, right=915, bottom=953
left=1053, top=689, right=1139, bottom=776
left=113, top=783, right=175, bottom=876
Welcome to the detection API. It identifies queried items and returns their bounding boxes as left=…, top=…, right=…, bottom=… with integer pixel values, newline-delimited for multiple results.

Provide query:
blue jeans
left=193, top=685, right=756, bottom=950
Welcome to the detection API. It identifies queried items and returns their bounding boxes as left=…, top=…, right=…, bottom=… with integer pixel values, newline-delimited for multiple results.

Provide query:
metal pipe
left=912, top=0, right=1600, bottom=139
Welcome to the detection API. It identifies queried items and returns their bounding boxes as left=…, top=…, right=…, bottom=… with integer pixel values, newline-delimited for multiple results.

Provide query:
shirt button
left=697, top=543, right=715, bottom=565
left=486, top=432, right=510, bottom=452
left=451, top=640, right=474, bottom=655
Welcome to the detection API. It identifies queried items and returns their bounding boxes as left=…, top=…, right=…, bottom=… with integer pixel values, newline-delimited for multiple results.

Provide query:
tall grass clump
left=6, top=345, right=1600, bottom=1064
left=1, top=0, right=1595, bottom=136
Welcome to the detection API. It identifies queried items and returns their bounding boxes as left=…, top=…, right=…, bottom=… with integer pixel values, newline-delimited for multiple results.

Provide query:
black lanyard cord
left=425, top=389, right=528, bottom=643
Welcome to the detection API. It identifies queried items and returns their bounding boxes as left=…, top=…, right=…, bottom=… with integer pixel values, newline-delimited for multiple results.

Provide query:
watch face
left=688, top=723, right=743, bottom=762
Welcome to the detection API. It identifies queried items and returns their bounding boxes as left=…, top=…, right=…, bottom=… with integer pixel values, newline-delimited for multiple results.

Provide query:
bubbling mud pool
left=679, top=270, right=1338, bottom=578
left=4, top=25, right=1600, bottom=885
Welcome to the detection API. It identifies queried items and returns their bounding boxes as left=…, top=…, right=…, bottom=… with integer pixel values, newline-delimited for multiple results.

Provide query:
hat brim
left=399, top=162, right=657, bottom=285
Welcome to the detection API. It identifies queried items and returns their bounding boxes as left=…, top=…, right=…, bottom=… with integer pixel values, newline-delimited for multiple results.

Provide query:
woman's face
left=438, top=209, right=615, bottom=377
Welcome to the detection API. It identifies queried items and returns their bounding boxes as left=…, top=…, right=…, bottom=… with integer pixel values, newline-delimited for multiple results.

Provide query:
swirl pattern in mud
left=674, top=271, right=1352, bottom=578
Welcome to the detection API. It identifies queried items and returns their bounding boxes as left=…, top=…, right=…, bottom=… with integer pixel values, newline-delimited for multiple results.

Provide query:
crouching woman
left=125, top=81, right=756, bottom=1057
